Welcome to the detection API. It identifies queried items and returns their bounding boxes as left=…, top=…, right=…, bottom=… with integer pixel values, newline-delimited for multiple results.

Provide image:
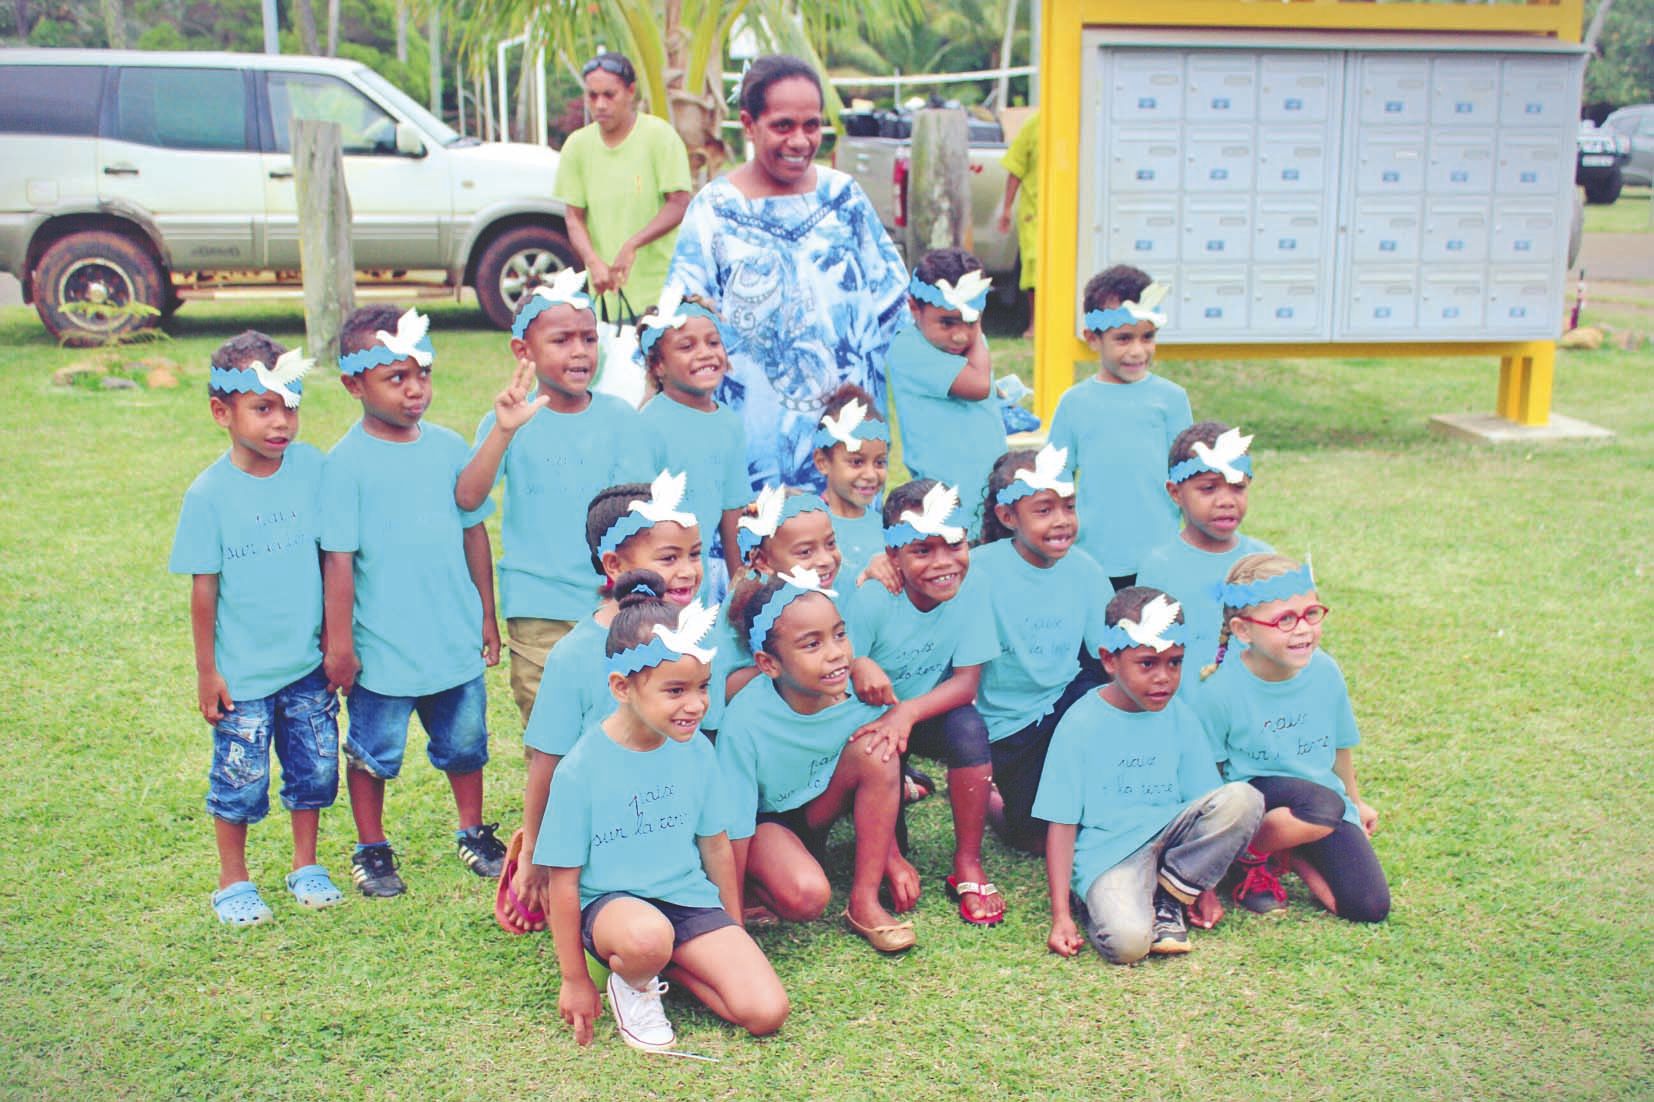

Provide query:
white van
left=0, top=48, right=575, bottom=341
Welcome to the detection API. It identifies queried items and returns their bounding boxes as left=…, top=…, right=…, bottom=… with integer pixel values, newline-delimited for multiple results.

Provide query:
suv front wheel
left=35, top=230, right=166, bottom=345
left=473, top=224, right=577, bottom=331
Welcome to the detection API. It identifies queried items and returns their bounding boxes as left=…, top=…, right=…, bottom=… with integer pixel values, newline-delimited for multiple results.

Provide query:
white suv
left=0, top=48, right=575, bottom=342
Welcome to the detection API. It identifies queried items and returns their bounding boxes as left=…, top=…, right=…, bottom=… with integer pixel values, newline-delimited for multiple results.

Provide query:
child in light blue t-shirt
left=1137, top=420, right=1274, bottom=687
left=1036, top=586, right=1263, bottom=964
left=637, top=291, right=750, bottom=602
left=885, top=248, right=1006, bottom=538
left=1191, top=554, right=1390, bottom=925
left=536, top=585, right=786, bottom=1050
left=456, top=270, right=666, bottom=726
left=169, top=330, right=341, bottom=927
left=811, top=384, right=889, bottom=583
left=321, top=305, right=507, bottom=900
left=844, top=479, right=1004, bottom=926
left=716, top=570, right=916, bottom=953
left=1048, top=265, right=1193, bottom=587
left=972, top=445, right=1112, bottom=854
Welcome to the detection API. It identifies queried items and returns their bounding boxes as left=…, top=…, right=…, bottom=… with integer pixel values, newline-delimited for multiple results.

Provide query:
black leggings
left=1251, top=775, right=1390, bottom=923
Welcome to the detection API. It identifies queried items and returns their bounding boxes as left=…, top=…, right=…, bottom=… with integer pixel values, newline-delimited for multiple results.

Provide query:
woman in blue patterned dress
left=667, top=55, right=908, bottom=493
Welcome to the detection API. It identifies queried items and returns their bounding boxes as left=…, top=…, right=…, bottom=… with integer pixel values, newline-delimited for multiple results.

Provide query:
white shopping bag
left=593, top=290, right=646, bottom=408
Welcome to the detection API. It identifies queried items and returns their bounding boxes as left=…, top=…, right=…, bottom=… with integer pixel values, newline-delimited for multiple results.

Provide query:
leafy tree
left=1583, top=0, right=1654, bottom=107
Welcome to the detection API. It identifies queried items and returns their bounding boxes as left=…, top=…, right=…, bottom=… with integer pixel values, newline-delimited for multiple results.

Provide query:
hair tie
left=607, top=600, right=720, bottom=676
left=1099, top=594, right=1185, bottom=653
left=1221, top=564, right=1315, bottom=610
left=908, top=269, right=992, bottom=323
left=1170, top=427, right=1254, bottom=484
left=813, top=398, right=888, bottom=453
left=210, top=348, right=313, bottom=407
left=736, top=486, right=830, bottom=557
left=995, top=444, right=1074, bottom=506
left=1083, top=282, right=1171, bottom=334
left=511, top=268, right=592, bottom=340
left=339, top=308, right=433, bottom=375
left=747, top=567, right=836, bottom=654
left=884, top=483, right=965, bottom=550
left=597, top=471, right=698, bottom=557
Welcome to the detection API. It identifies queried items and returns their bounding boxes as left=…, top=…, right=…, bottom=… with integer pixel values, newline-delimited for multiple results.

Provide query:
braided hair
left=979, top=448, right=1039, bottom=544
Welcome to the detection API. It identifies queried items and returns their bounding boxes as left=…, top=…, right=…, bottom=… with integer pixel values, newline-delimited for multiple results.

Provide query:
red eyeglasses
left=1237, top=604, right=1329, bottom=632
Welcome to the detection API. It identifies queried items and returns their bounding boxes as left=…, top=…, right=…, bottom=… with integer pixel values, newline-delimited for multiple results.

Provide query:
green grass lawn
left=1582, top=184, right=1653, bottom=234
left=2, top=297, right=1650, bottom=1099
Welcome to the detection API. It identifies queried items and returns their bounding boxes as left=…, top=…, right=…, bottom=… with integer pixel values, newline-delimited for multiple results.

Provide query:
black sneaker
left=351, top=842, right=406, bottom=898
left=1232, top=852, right=1288, bottom=915
left=1150, top=889, right=1191, bottom=955
left=457, top=823, right=508, bottom=878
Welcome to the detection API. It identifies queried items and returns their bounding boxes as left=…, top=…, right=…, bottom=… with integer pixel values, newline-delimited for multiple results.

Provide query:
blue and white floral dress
left=667, top=167, right=907, bottom=492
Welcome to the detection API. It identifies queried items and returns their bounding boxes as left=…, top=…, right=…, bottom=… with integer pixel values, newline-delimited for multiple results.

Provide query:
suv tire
left=473, top=224, right=577, bottom=331
left=1583, top=166, right=1623, bottom=205
left=35, top=230, right=165, bottom=345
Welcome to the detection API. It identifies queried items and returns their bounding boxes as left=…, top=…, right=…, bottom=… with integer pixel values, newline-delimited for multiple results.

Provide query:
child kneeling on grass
left=1037, top=588, right=1264, bottom=963
left=171, top=331, right=343, bottom=926
left=539, top=588, right=787, bottom=1052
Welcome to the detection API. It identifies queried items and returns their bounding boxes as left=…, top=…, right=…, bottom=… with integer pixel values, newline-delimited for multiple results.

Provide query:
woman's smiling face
left=742, top=76, right=824, bottom=191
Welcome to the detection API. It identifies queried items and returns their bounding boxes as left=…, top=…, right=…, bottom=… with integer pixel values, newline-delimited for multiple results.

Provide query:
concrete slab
left=1428, top=411, right=1615, bottom=444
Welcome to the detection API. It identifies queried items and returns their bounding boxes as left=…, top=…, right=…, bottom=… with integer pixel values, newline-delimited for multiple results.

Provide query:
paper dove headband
left=1169, top=427, right=1255, bottom=485
left=812, top=399, right=890, bottom=453
left=736, top=488, right=830, bottom=558
left=884, top=484, right=966, bottom=550
left=209, top=349, right=312, bottom=407
left=338, top=308, right=434, bottom=376
left=1083, top=282, right=1171, bottom=334
left=1099, top=594, right=1187, bottom=654
left=596, top=471, right=699, bottom=557
left=747, top=568, right=837, bottom=655
left=995, top=444, right=1075, bottom=506
left=510, top=269, right=593, bottom=341
left=908, top=269, right=992, bottom=324
left=606, top=600, right=722, bottom=677
left=1220, top=564, right=1315, bottom=611
left=638, top=300, right=725, bottom=358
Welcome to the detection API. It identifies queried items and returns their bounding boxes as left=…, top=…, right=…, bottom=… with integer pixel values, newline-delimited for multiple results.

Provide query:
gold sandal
left=842, top=908, right=916, bottom=953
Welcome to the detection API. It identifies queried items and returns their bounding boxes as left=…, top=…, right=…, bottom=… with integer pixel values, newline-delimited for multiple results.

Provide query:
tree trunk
left=661, top=0, right=727, bottom=188
left=295, top=0, right=319, bottom=55
left=14, top=0, right=36, bottom=42
left=292, top=119, right=355, bottom=363
left=513, top=43, right=534, bottom=141
left=325, top=0, right=339, bottom=56
left=908, top=107, right=972, bottom=255
left=1582, top=0, right=1613, bottom=53
left=394, top=1, right=408, bottom=63
left=428, top=8, right=442, bottom=116
left=100, top=0, right=125, bottom=48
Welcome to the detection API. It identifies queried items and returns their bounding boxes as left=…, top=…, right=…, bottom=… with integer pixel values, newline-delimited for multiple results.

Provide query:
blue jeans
left=1080, top=782, right=1264, bottom=964
left=206, top=666, right=339, bottom=825
left=344, top=675, right=489, bottom=779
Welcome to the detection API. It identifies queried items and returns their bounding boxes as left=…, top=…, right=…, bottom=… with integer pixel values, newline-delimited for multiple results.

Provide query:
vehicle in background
left=836, top=109, right=1021, bottom=297
left=0, top=49, right=574, bottom=343
left=1601, top=104, right=1654, bottom=188
left=1576, top=119, right=1631, bottom=205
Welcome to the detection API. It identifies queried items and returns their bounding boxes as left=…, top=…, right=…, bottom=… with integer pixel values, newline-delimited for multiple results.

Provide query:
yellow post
left=1496, top=342, right=1556, bottom=426
left=1033, top=0, right=1090, bottom=425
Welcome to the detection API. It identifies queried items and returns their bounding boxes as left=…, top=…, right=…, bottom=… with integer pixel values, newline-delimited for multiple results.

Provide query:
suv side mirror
left=395, top=122, right=426, bottom=157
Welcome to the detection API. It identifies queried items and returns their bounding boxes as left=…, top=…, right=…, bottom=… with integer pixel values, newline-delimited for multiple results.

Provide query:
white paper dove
left=1013, top=443, right=1074, bottom=496
left=899, top=483, right=964, bottom=544
left=532, top=266, right=591, bottom=307
left=641, top=285, right=688, bottom=333
left=1190, top=427, right=1254, bottom=484
left=1124, top=282, right=1171, bottom=325
left=1119, top=594, right=1182, bottom=653
left=652, top=599, right=720, bottom=665
left=819, top=398, right=872, bottom=452
left=374, top=307, right=432, bottom=367
left=248, top=348, right=314, bottom=409
left=738, top=484, right=787, bottom=543
left=937, top=270, right=994, bottom=323
left=628, top=469, right=697, bottom=529
left=776, top=564, right=837, bottom=598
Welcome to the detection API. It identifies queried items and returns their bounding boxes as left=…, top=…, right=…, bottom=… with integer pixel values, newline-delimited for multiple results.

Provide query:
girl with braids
left=497, top=477, right=705, bottom=935
left=1192, top=553, right=1390, bottom=923
left=715, top=569, right=917, bottom=953
left=538, top=583, right=788, bottom=1051
left=972, top=445, right=1113, bottom=854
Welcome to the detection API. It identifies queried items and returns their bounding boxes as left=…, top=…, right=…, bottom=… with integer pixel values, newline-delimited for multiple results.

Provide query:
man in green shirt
left=555, top=53, right=693, bottom=316
left=997, top=109, right=1039, bottom=340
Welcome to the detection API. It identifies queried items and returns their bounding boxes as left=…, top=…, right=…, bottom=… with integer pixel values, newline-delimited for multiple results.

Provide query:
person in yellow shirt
left=997, top=109, right=1039, bottom=340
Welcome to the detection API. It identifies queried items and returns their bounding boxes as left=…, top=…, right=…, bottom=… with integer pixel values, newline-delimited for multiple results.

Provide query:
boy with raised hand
left=170, top=330, right=343, bottom=926
left=321, top=305, right=508, bottom=898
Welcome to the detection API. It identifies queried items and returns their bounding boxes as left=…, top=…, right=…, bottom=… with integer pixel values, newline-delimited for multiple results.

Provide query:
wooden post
left=293, top=119, right=355, bottom=364
left=907, top=107, right=972, bottom=258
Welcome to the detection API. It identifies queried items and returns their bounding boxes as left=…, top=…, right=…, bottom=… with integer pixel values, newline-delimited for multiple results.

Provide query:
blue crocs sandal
left=212, top=881, right=273, bottom=927
left=285, top=865, right=344, bottom=910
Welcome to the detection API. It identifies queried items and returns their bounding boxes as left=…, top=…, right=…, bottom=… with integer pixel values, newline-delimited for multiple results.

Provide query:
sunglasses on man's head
left=582, top=56, right=631, bottom=80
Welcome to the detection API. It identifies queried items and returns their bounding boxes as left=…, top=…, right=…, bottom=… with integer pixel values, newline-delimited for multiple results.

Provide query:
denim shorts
left=580, top=892, right=735, bottom=956
left=343, top=675, right=488, bottom=779
left=206, top=665, right=339, bottom=825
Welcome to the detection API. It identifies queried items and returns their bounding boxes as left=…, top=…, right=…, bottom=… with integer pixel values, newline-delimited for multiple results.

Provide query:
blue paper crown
left=1220, top=564, right=1315, bottom=610
left=748, top=580, right=834, bottom=654
left=882, top=521, right=928, bottom=550
left=338, top=335, right=434, bottom=376
left=1083, top=305, right=1145, bottom=333
left=1169, top=453, right=1254, bottom=484
left=605, top=635, right=717, bottom=677
left=908, top=271, right=988, bottom=318
left=209, top=365, right=303, bottom=401
left=512, top=288, right=592, bottom=341
left=736, top=495, right=830, bottom=558
left=995, top=470, right=1076, bottom=506
left=812, top=417, right=889, bottom=452
left=638, top=301, right=725, bottom=357
left=1099, top=620, right=1188, bottom=654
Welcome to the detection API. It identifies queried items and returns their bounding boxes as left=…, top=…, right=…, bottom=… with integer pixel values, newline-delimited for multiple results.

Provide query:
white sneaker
left=606, top=972, right=674, bottom=1052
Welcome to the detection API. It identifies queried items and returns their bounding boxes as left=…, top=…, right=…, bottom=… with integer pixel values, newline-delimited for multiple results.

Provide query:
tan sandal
left=842, top=907, right=916, bottom=953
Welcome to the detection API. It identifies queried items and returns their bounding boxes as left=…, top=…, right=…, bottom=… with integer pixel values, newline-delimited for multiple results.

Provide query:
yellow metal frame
left=1032, top=0, right=1583, bottom=428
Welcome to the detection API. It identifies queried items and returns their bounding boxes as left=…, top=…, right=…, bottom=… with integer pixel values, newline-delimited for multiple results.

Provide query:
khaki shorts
left=506, top=617, right=576, bottom=726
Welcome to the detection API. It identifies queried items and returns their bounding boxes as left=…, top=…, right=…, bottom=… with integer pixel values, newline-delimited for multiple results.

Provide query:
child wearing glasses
left=1193, top=554, right=1390, bottom=924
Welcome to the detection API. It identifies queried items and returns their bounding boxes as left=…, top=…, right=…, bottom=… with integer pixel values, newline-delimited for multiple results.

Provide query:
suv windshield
left=354, top=67, right=469, bottom=147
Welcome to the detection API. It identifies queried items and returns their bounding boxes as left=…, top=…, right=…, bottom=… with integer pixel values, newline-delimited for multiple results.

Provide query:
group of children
left=171, top=250, right=1389, bottom=1053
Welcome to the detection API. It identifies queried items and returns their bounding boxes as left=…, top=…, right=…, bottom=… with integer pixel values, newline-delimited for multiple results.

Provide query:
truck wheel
left=473, top=225, right=577, bottom=331
left=1583, top=167, right=1622, bottom=205
left=34, top=230, right=165, bottom=345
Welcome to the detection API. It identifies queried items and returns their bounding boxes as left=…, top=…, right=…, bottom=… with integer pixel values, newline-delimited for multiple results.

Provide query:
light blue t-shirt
left=319, top=422, right=492, bottom=698
left=523, top=616, right=612, bottom=756
left=830, top=507, right=886, bottom=583
left=1032, top=691, right=1221, bottom=896
left=1190, top=650, right=1362, bottom=825
left=715, top=676, right=883, bottom=840
left=534, top=727, right=728, bottom=910
left=1047, top=375, right=1193, bottom=576
left=844, top=572, right=1000, bottom=701
left=639, top=396, right=751, bottom=599
left=1136, top=533, right=1274, bottom=689
left=972, top=540, right=1111, bottom=742
left=474, top=394, right=666, bottom=621
left=168, top=444, right=324, bottom=700
left=885, top=317, right=1006, bottom=537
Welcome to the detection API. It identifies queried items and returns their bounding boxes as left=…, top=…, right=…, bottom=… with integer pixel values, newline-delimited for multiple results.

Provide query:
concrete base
left=1428, top=411, right=1615, bottom=444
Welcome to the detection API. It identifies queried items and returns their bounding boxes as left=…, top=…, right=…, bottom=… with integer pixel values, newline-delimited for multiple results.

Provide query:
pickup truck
left=835, top=109, right=1021, bottom=296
